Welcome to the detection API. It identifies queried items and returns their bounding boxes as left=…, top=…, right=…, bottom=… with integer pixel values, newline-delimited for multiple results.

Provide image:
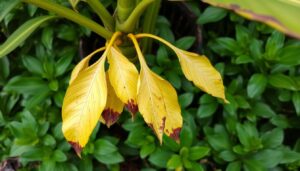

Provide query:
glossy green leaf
left=293, top=92, right=300, bottom=115
left=247, top=74, right=267, bottom=98
left=261, top=128, right=283, bottom=148
left=269, top=74, right=299, bottom=91
left=203, top=0, right=300, bottom=39
left=0, top=16, right=56, bottom=58
left=197, top=6, right=227, bottom=24
left=0, top=0, right=20, bottom=22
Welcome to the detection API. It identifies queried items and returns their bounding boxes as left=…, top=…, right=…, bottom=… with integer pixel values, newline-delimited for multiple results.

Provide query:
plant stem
left=21, top=0, right=113, bottom=39
left=117, top=0, right=155, bottom=33
left=86, top=0, right=114, bottom=31
left=140, top=0, right=161, bottom=53
left=117, top=0, right=136, bottom=23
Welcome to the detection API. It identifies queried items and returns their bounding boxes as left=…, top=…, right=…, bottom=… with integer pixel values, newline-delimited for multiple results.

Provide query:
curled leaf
left=107, top=46, right=139, bottom=115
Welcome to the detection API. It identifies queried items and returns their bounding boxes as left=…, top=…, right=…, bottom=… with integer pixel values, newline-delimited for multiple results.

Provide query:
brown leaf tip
left=126, top=99, right=138, bottom=116
left=102, top=108, right=120, bottom=128
left=68, top=141, right=82, bottom=157
left=169, top=128, right=182, bottom=143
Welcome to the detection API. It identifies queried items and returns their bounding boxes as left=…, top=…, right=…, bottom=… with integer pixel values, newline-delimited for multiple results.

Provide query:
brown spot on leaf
left=160, top=117, right=166, bottom=131
left=126, top=99, right=138, bottom=117
left=68, top=141, right=82, bottom=158
left=102, top=108, right=120, bottom=128
left=169, top=128, right=182, bottom=143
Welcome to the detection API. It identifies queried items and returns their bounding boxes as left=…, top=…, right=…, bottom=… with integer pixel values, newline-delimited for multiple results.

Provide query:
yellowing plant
left=62, top=32, right=227, bottom=156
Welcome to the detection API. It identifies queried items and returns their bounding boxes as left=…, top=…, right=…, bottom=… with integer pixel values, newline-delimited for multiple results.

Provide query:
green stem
left=86, top=0, right=114, bottom=31
left=21, top=0, right=113, bottom=39
left=117, top=0, right=136, bottom=23
left=117, top=0, right=155, bottom=33
left=140, top=0, right=161, bottom=53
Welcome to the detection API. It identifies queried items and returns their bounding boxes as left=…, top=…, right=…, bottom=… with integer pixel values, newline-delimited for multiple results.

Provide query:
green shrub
left=1, top=0, right=300, bottom=171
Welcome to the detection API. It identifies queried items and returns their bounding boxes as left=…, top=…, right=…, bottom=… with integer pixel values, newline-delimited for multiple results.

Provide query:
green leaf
left=22, top=55, right=44, bottom=75
left=278, top=45, right=300, bottom=66
left=243, top=159, right=266, bottom=171
left=292, top=92, right=300, bottom=115
left=197, top=102, right=218, bottom=118
left=42, top=27, right=54, bottom=50
left=204, top=125, right=231, bottom=151
left=0, top=0, right=20, bottom=22
left=55, top=48, right=75, bottom=77
left=252, top=102, right=276, bottom=118
left=269, top=74, right=299, bottom=91
left=94, top=139, right=117, bottom=155
left=235, top=55, right=253, bottom=64
left=43, top=134, right=56, bottom=147
left=189, top=146, right=210, bottom=160
left=219, top=150, right=237, bottom=162
left=265, top=31, right=285, bottom=60
left=149, top=149, right=173, bottom=168
left=179, top=92, right=194, bottom=108
left=4, top=76, right=49, bottom=95
left=94, top=151, right=124, bottom=164
left=247, top=74, right=267, bottom=98
left=252, top=149, right=282, bottom=168
left=180, top=125, right=194, bottom=147
left=280, top=148, right=300, bottom=163
left=53, top=150, right=67, bottom=162
left=174, top=37, right=196, bottom=50
left=167, top=154, right=182, bottom=169
left=202, top=0, right=300, bottom=39
left=140, top=143, right=156, bottom=159
left=197, top=6, right=227, bottom=24
left=226, top=161, right=241, bottom=171
left=79, top=158, right=93, bottom=171
left=261, top=128, right=283, bottom=148
left=0, top=15, right=56, bottom=58
left=236, top=122, right=261, bottom=149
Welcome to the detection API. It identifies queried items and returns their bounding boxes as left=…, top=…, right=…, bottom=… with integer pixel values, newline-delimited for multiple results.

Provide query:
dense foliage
left=1, top=0, right=300, bottom=171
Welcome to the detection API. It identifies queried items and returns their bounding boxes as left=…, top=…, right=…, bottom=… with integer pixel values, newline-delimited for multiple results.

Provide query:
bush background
left=1, top=0, right=300, bottom=170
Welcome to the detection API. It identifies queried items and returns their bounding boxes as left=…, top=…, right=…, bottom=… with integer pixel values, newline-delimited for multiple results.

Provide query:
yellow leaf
left=69, top=0, right=80, bottom=9
left=100, top=74, right=124, bottom=128
left=62, top=32, right=121, bottom=156
left=62, top=56, right=107, bottom=156
left=107, top=46, right=139, bottom=115
left=135, top=33, right=228, bottom=103
left=69, top=47, right=105, bottom=85
left=175, top=50, right=228, bottom=103
left=128, top=34, right=182, bottom=143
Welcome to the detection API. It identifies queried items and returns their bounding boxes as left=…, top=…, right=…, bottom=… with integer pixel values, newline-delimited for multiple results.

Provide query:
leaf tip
left=126, top=99, right=138, bottom=117
left=102, top=108, right=120, bottom=128
left=68, top=141, right=82, bottom=158
left=169, top=128, right=182, bottom=143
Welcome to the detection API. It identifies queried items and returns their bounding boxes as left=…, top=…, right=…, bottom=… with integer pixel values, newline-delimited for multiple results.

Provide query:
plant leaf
left=175, top=49, right=227, bottom=102
left=0, top=0, right=20, bottom=22
left=129, top=34, right=182, bottom=143
left=69, top=47, right=105, bottom=85
left=135, top=34, right=227, bottom=103
left=0, top=15, right=56, bottom=58
left=107, top=46, right=139, bottom=115
left=62, top=54, right=107, bottom=156
left=202, top=0, right=300, bottom=39
left=100, top=74, right=124, bottom=128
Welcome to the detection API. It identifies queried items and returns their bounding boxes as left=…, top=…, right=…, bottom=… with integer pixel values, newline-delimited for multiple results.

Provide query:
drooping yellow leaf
left=135, top=33, right=228, bottom=103
left=62, top=56, right=107, bottom=156
left=174, top=50, right=228, bottom=103
left=128, top=34, right=182, bottom=143
left=100, top=74, right=124, bottom=128
left=69, top=47, right=105, bottom=85
left=62, top=32, right=121, bottom=156
left=107, top=46, right=139, bottom=115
